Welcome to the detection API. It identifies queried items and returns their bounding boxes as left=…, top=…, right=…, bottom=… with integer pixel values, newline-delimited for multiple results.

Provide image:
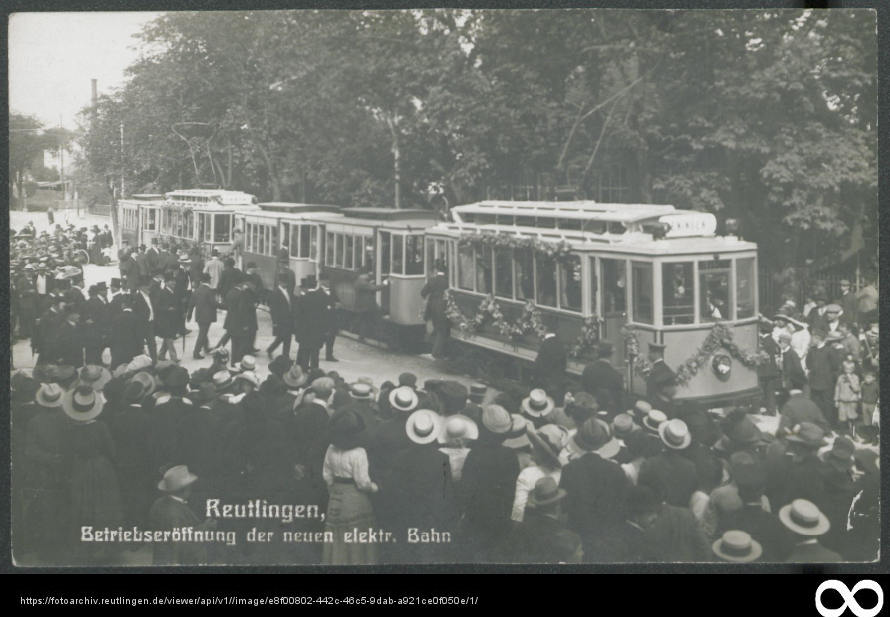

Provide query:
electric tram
left=425, top=201, right=760, bottom=406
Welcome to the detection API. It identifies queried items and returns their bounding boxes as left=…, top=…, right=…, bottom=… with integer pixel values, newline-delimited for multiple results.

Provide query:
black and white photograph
left=7, top=7, right=880, bottom=569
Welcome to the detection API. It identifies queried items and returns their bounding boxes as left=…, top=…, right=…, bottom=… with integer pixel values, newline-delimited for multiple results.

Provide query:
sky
left=9, top=12, right=162, bottom=130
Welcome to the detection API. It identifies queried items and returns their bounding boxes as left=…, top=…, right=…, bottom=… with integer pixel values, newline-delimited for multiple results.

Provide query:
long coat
left=190, top=283, right=217, bottom=324
left=296, top=289, right=336, bottom=350
left=36, top=307, right=65, bottom=359
left=533, top=335, right=567, bottom=391
left=268, top=287, right=294, bottom=334
left=148, top=496, right=209, bottom=565
left=580, top=359, right=624, bottom=413
left=420, top=274, right=449, bottom=327
left=155, top=287, right=179, bottom=340
left=223, top=288, right=244, bottom=333
left=559, top=452, right=628, bottom=556
left=110, top=310, right=144, bottom=368
left=53, top=319, right=84, bottom=368
left=106, top=404, right=153, bottom=528
left=354, top=276, right=384, bottom=313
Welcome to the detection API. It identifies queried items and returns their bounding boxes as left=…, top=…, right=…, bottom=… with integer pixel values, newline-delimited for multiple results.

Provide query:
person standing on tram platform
left=421, top=261, right=451, bottom=360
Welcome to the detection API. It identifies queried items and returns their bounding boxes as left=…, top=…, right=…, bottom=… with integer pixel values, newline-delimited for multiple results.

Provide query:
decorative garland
left=444, top=290, right=602, bottom=356
left=458, top=232, right=575, bottom=263
left=622, top=322, right=770, bottom=386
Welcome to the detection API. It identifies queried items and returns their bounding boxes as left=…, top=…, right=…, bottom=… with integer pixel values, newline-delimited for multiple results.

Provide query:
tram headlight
left=712, top=354, right=732, bottom=381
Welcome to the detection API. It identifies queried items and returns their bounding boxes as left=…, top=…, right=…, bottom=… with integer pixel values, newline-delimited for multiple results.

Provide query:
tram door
left=378, top=230, right=391, bottom=316
left=600, top=258, right=628, bottom=368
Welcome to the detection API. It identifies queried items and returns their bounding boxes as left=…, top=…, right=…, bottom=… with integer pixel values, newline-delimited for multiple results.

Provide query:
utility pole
left=120, top=120, right=126, bottom=199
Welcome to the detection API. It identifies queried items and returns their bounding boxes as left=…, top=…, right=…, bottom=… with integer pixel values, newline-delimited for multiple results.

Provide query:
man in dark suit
left=156, top=274, right=180, bottom=363
left=495, top=477, right=582, bottom=564
left=421, top=263, right=451, bottom=359
left=596, top=486, right=661, bottom=563
left=223, top=278, right=247, bottom=365
left=580, top=341, right=624, bottom=415
left=645, top=342, right=676, bottom=400
left=133, top=275, right=158, bottom=362
left=267, top=273, right=295, bottom=360
left=35, top=295, right=67, bottom=365
left=638, top=419, right=698, bottom=508
left=778, top=331, right=806, bottom=395
left=174, top=257, right=192, bottom=337
left=353, top=269, right=387, bottom=343
left=217, top=258, right=242, bottom=306
left=758, top=320, right=781, bottom=414
left=558, top=418, right=628, bottom=561
left=805, top=334, right=835, bottom=423
left=835, top=279, right=858, bottom=327
left=533, top=324, right=567, bottom=400
left=82, top=284, right=109, bottom=365
left=145, top=239, right=161, bottom=275
left=291, top=377, right=335, bottom=511
left=15, top=267, right=38, bottom=340
left=119, top=249, right=141, bottom=294
left=189, top=273, right=217, bottom=360
left=294, top=276, right=331, bottom=371
left=107, top=278, right=124, bottom=319
left=148, top=466, right=217, bottom=565
left=318, top=274, right=341, bottom=362
left=53, top=304, right=85, bottom=368
left=275, top=256, right=296, bottom=296
left=110, top=295, right=143, bottom=369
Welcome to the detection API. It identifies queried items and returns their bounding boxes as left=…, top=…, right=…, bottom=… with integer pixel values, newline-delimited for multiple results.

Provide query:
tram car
left=425, top=201, right=761, bottom=407
left=233, top=203, right=343, bottom=290
left=117, top=189, right=259, bottom=256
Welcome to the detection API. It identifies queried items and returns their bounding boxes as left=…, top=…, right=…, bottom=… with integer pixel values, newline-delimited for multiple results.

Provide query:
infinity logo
left=815, top=580, right=883, bottom=617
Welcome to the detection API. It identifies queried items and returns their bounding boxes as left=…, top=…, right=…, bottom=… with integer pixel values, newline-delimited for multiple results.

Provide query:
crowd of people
left=8, top=223, right=881, bottom=566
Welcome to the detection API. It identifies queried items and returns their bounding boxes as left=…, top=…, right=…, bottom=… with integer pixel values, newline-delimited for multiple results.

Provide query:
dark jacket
left=119, top=257, right=140, bottom=292
left=806, top=345, right=834, bottom=392
left=223, top=288, right=244, bottom=332
left=110, top=310, right=143, bottom=368
left=296, top=289, right=336, bottom=349
left=354, top=276, right=384, bottom=313
left=716, top=503, right=794, bottom=561
left=639, top=451, right=699, bottom=509
left=559, top=452, right=628, bottom=547
left=155, top=288, right=179, bottom=339
left=496, top=512, right=583, bottom=564
left=758, top=333, right=780, bottom=378
left=778, top=392, right=830, bottom=434
left=420, top=274, right=449, bottom=327
left=132, top=290, right=155, bottom=328
left=268, top=287, right=294, bottom=332
left=782, top=348, right=807, bottom=390
left=190, top=283, right=218, bottom=324
left=533, top=335, right=567, bottom=390
left=148, top=496, right=208, bottom=565
left=53, top=319, right=84, bottom=368
left=580, top=359, right=624, bottom=413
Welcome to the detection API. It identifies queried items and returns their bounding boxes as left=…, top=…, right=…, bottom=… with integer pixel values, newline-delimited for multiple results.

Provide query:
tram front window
left=631, top=262, right=654, bottom=325
left=458, top=244, right=474, bottom=291
left=214, top=214, right=232, bottom=243
left=736, top=257, right=756, bottom=320
left=475, top=245, right=492, bottom=293
left=699, top=260, right=732, bottom=322
left=495, top=248, right=513, bottom=299
left=535, top=253, right=557, bottom=308
left=515, top=249, right=535, bottom=301
left=662, top=262, right=694, bottom=325
left=602, top=258, right=627, bottom=314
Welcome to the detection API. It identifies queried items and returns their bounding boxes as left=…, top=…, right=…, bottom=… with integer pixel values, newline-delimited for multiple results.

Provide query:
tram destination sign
left=658, top=213, right=718, bottom=238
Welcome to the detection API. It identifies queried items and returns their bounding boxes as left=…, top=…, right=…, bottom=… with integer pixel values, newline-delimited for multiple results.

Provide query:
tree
left=9, top=113, right=51, bottom=210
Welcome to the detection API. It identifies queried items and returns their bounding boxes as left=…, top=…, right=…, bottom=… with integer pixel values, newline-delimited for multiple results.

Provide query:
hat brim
left=283, top=373, right=308, bottom=388
left=643, top=418, right=664, bottom=433
left=785, top=435, right=826, bottom=448
left=79, top=367, right=113, bottom=392
left=157, top=473, right=199, bottom=492
left=596, top=437, right=623, bottom=460
left=712, top=539, right=763, bottom=563
left=659, top=422, right=692, bottom=450
left=438, top=415, right=480, bottom=444
left=406, top=410, right=443, bottom=444
left=779, top=505, right=830, bottom=536
left=528, top=487, right=567, bottom=508
left=390, top=388, right=420, bottom=412
left=62, top=391, right=105, bottom=422
left=521, top=397, right=555, bottom=418
left=527, top=429, right=562, bottom=468
left=36, top=390, right=65, bottom=408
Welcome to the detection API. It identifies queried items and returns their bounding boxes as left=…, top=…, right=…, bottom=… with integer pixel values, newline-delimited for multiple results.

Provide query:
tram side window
left=391, top=235, right=404, bottom=275
left=559, top=255, right=582, bottom=312
left=699, top=260, right=732, bottom=322
left=662, top=262, right=695, bottom=325
left=300, top=225, right=311, bottom=259
left=363, top=235, right=374, bottom=272
left=271, top=225, right=278, bottom=256
left=144, top=209, right=156, bottom=231
left=475, top=245, right=492, bottom=294
left=406, top=235, right=424, bottom=275
left=326, top=232, right=335, bottom=266
left=602, top=259, right=627, bottom=314
left=631, top=262, right=654, bottom=325
left=535, top=253, right=557, bottom=308
left=426, top=240, right=436, bottom=278
left=345, top=235, right=354, bottom=269
left=202, top=214, right=211, bottom=242
left=736, top=257, right=756, bottom=320
left=515, top=249, right=535, bottom=301
left=458, top=244, right=475, bottom=291
left=334, top=234, right=344, bottom=268
left=495, top=248, right=513, bottom=299
left=214, top=214, right=231, bottom=243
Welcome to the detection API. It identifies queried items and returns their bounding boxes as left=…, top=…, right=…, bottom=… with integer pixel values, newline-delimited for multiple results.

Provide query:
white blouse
left=512, top=465, right=562, bottom=523
left=322, top=445, right=378, bottom=493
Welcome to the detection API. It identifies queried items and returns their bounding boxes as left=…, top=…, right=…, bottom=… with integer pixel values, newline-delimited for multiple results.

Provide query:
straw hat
left=78, top=365, right=112, bottom=391
left=438, top=414, right=479, bottom=445
left=481, top=404, right=512, bottom=434
left=157, top=465, right=199, bottom=493
left=528, top=426, right=563, bottom=469
left=712, top=531, right=763, bottom=563
left=62, top=385, right=105, bottom=422
left=406, top=409, right=444, bottom=444
left=521, top=389, right=555, bottom=418
left=349, top=382, right=378, bottom=401
left=235, top=371, right=260, bottom=388
left=234, top=355, right=257, bottom=373
left=36, top=383, right=65, bottom=408
left=212, top=370, right=235, bottom=390
left=643, top=409, right=668, bottom=433
left=611, top=413, right=638, bottom=440
left=659, top=419, right=692, bottom=450
left=131, top=372, right=157, bottom=396
left=503, top=414, right=533, bottom=449
left=283, top=364, right=308, bottom=389
left=389, top=386, right=420, bottom=413
left=779, top=499, right=830, bottom=536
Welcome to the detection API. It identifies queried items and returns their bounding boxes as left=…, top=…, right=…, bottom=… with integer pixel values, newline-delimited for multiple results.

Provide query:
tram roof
left=452, top=200, right=680, bottom=223
left=340, top=207, right=439, bottom=221
left=257, top=202, right=342, bottom=214
left=129, top=194, right=165, bottom=201
left=164, top=189, right=257, bottom=206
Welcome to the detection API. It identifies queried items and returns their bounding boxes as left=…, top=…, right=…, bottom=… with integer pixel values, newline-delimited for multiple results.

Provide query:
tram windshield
left=699, top=260, right=731, bottom=322
left=662, top=262, right=694, bottom=325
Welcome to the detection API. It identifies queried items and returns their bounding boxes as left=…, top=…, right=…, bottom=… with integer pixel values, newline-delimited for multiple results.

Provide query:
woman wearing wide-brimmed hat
left=321, top=410, right=379, bottom=565
left=60, top=386, right=125, bottom=563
